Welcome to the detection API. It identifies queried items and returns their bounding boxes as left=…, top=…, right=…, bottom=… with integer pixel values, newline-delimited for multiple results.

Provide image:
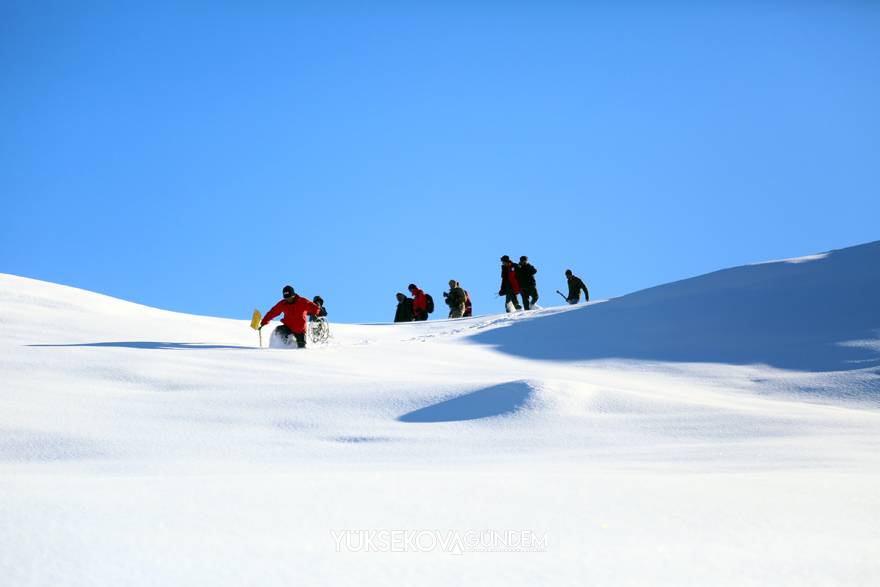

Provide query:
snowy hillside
left=475, top=240, right=880, bottom=394
left=1, top=242, right=879, bottom=586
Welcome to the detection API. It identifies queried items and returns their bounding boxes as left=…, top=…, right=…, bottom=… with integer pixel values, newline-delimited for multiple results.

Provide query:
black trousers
left=276, top=325, right=306, bottom=348
left=520, top=286, right=538, bottom=310
left=505, top=292, right=522, bottom=312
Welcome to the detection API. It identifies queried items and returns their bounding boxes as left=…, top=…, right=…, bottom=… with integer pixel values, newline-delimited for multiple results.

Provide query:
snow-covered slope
left=474, top=239, right=880, bottom=396
left=1, top=243, right=879, bottom=586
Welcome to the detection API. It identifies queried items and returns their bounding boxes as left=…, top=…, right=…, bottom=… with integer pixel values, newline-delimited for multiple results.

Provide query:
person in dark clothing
left=565, top=269, right=590, bottom=304
left=260, top=285, right=322, bottom=347
left=498, top=255, right=522, bottom=312
left=309, top=295, right=328, bottom=322
left=444, top=279, right=466, bottom=319
left=516, top=255, right=539, bottom=310
left=395, top=293, right=414, bottom=322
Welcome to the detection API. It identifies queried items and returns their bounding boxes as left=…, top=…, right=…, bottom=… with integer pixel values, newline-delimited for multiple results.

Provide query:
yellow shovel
left=250, top=309, right=263, bottom=348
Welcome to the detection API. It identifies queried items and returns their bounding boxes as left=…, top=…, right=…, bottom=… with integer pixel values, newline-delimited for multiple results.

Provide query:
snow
left=753, top=252, right=831, bottom=265
left=1, top=242, right=879, bottom=585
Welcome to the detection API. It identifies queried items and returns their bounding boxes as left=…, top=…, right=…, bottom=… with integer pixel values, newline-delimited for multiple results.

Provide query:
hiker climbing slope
left=564, top=269, right=590, bottom=304
left=499, top=255, right=522, bottom=312
left=444, top=280, right=467, bottom=319
left=395, top=292, right=414, bottom=322
left=408, top=283, right=431, bottom=321
left=517, top=255, right=539, bottom=310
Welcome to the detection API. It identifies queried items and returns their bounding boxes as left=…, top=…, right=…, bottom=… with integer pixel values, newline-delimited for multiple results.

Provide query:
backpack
left=425, top=294, right=435, bottom=314
left=464, top=290, right=472, bottom=317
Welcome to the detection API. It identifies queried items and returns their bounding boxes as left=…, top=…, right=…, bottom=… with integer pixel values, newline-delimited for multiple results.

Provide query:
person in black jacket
left=517, top=255, right=539, bottom=310
left=309, top=295, right=328, bottom=322
left=394, top=292, right=414, bottom=322
left=565, top=269, right=590, bottom=304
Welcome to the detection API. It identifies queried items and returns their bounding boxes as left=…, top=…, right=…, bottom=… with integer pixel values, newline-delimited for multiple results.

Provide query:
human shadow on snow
left=27, top=341, right=252, bottom=350
left=398, top=381, right=534, bottom=423
left=471, top=241, right=880, bottom=375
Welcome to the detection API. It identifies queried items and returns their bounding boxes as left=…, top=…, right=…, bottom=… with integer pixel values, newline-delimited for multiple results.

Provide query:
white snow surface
left=2, top=242, right=880, bottom=585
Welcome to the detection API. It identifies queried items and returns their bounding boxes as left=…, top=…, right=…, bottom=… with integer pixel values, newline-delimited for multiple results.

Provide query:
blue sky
left=2, top=1, right=878, bottom=324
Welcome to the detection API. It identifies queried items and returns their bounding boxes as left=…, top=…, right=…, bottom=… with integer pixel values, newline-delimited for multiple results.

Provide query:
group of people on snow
left=498, top=255, right=590, bottom=312
left=396, top=284, right=431, bottom=322
left=395, top=281, right=473, bottom=322
left=499, top=255, right=539, bottom=312
left=260, top=257, right=590, bottom=347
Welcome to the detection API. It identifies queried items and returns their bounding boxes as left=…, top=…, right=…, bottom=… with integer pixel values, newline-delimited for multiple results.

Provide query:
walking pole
left=556, top=290, right=569, bottom=302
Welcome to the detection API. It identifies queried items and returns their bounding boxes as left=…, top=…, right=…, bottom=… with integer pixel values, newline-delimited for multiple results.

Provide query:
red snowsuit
left=410, top=287, right=428, bottom=319
left=499, top=263, right=521, bottom=295
left=261, top=296, right=321, bottom=334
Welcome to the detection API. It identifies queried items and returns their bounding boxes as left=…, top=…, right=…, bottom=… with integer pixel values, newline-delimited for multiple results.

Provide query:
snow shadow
left=398, top=381, right=534, bottom=423
left=333, top=436, right=393, bottom=443
left=471, top=241, right=880, bottom=374
left=0, top=430, right=105, bottom=462
left=28, top=342, right=252, bottom=350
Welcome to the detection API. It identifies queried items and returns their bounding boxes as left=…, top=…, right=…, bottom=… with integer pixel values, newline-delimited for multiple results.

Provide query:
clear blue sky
left=2, top=1, right=878, bottom=324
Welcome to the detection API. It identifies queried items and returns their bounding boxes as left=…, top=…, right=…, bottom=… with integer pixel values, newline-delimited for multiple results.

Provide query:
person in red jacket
left=408, top=283, right=429, bottom=321
left=260, top=285, right=322, bottom=348
left=499, top=255, right=522, bottom=312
